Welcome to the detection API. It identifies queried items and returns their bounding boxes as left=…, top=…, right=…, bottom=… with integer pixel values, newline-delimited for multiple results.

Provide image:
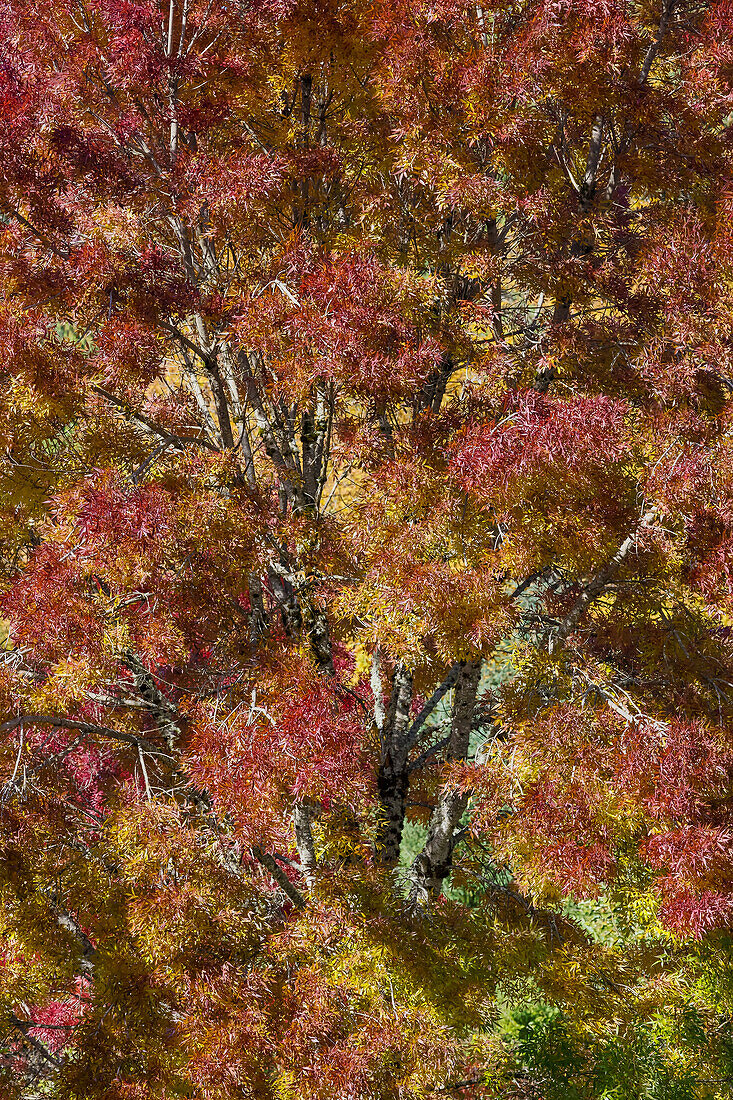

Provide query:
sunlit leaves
left=2, top=0, right=733, bottom=1096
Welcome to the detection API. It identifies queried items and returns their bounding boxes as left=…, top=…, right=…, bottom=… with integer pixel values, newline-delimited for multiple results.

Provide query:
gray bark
left=306, top=604, right=335, bottom=674
left=248, top=572, right=269, bottom=648
left=640, top=0, right=676, bottom=84
left=371, top=647, right=386, bottom=735
left=375, top=661, right=413, bottom=865
left=53, top=899, right=98, bottom=976
left=409, top=659, right=481, bottom=906
left=293, top=801, right=317, bottom=891
left=124, top=651, right=182, bottom=750
left=251, top=845, right=306, bottom=908
left=407, top=660, right=465, bottom=745
left=547, top=509, right=657, bottom=653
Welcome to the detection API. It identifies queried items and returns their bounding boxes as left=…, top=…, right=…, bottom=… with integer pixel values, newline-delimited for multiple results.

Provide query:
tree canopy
left=2, top=0, right=733, bottom=1096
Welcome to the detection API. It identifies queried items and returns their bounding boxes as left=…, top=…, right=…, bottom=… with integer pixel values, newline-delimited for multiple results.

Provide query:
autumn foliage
left=2, top=0, right=733, bottom=1096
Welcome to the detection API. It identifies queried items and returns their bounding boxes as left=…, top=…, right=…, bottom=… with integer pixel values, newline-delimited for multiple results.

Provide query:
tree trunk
left=410, top=659, right=481, bottom=905
left=375, top=661, right=413, bottom=865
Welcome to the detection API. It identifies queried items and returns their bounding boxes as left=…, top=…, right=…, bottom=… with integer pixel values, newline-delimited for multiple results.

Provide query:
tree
left=2, top=0, right=733, bottom=1095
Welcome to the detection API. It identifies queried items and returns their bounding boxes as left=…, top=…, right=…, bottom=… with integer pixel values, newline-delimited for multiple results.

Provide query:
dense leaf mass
left=2, top=0, right=733, bottom=1096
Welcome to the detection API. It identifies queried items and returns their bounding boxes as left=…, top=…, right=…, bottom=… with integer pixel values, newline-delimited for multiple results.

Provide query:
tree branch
left=91, top=384, right=217, bottom=451
left=409, top=659, right=482, bottom=906
left=547, top=508, right=658, bottom=653
left=408, top=661, right=465, bottom=745
left=375, top=661, right=413, bottom=865
left=8, top=1015, right=63, bottom=1069
left=293, top=801, right=317, bottom=891
left=640, top=0, right=676, bottom=84
left=0, top=715, right=174, bottom=760
left=251, top=845, right=306, bottom=908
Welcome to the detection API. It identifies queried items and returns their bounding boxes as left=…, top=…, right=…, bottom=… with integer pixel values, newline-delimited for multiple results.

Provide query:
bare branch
left=92, top=384, right=218, bottom=451
left=8, top=1015, right=63, bottom=1069
left=640, top=0, right=676, bottom=84
left=0, top=715, right=174, bottom=760
left=408, top=661, right=465, bottom=745
left=251, top=845, right=306, bottom=908
left=547, top=509, right=658, bottom=653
